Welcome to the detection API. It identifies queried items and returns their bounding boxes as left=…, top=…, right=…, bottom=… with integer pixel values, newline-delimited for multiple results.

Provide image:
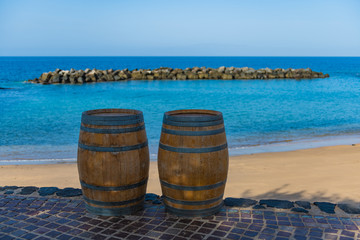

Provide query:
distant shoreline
left=1, top=133, right=359, bottom=165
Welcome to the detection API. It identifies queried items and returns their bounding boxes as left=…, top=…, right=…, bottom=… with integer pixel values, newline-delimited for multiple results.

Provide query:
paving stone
left=56, top=188, right=82, bottom=197
left=152, top=200, right=162, bottom=204
left=2, top=187, right=360, bottom=240
left=224, top=198, right=257, bottom=207
left=295, top=201, right=311, bottom=209
left=338, top=203, right=360, bottom=214
left=253, top=205, right=266, bottom=209
left=145, top=193, right=159, bottom=201
left=314, top=202, right=336, bottom=214
left=1, top=186, right=19, bottom=191
left=38, top=187, right=59, bottom=196
left=18, top=187, right=39, bottom=195
left=291, top=207, right=309, bottom=213
left=259, top=199, right=294, bottom=209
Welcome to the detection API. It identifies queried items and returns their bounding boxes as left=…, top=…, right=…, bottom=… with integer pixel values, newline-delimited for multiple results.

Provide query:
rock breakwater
left=27, top=67, right=329, bottom=84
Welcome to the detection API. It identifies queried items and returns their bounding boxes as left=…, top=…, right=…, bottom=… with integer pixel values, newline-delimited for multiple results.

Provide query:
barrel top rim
left=82, top=109, right=143, bottom=117
left=164, top=109, right=222, bottom=118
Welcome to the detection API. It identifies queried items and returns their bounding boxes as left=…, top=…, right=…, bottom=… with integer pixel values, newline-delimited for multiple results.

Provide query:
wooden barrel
left=77, top=109, right=149, bottom=216
left=158, top=109, right=229, bottom=217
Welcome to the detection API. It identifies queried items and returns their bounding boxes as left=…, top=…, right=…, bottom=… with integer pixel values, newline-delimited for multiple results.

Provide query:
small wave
left=0, top=158, right=77, bottom=165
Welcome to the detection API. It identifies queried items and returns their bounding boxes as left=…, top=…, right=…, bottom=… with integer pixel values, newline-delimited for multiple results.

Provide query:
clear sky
left=0, top=0, right=359, bottom=56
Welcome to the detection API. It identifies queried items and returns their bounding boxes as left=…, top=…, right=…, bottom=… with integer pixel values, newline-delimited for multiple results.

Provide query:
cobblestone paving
left=1, top=193, right=360, bottom=240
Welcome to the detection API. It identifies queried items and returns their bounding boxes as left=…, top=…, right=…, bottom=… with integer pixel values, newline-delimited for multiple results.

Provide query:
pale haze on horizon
left=0, top=0, right=359, bottom=56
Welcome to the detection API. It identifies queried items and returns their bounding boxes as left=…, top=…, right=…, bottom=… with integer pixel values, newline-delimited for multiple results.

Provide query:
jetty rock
left=27, top=67, right=330, bottom=84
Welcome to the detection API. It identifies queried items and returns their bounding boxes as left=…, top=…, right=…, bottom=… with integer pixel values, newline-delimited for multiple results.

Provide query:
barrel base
left=85, top=202, right=143, bottom=216
left=164, top=201, right=224, bottom=217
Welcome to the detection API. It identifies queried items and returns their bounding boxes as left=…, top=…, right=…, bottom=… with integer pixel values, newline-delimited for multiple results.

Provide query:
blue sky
left=0, top=0, right=359, bottom=56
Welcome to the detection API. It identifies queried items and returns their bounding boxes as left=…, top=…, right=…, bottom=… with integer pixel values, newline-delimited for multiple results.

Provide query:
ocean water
left=1, top=57, right=360, bottom=164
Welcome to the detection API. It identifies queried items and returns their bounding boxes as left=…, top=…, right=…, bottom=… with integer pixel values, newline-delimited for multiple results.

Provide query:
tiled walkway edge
left=1, top=186, right=360, bottom=240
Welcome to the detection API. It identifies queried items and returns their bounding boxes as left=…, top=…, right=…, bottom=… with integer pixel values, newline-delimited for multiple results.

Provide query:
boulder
left=221, top=74, right=233, bottom=80
left=147, top=75, right=154, bottom=80
left=176, top=73, right=187, bottom=80
left=198, top=73, right=209, bottom=79
left=39, top=72, right=51, bottom=83
left=69, top=74, right=76, bottom=84
left=50, top=73, right=60, bottom=83
left=186, top=72, right=199, bottom=79
left=218, top=66, right=226, bottom=73
left=131, top=71, right=144, bottom=80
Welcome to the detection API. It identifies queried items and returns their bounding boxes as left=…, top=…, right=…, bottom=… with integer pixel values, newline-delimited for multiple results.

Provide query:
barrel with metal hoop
left=158, top=109, right=229, bottom=217
left=77, top=109, right=149, bottom=216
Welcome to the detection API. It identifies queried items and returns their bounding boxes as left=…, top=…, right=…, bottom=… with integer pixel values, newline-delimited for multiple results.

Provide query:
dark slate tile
left=309, top=231, right=323, bottom=237
left=338, top=204, right=360, bottom=214
left=224, top=233, right=240, bottom=240
left=224, top=198, right=257, bottom=207
left=277, top=231, right=291, bottom=237
left=291, top=207, right=309, bottom=213
left=324, top=233, right=338, bottom=240
left=244, top=231, right=258, bottom=237
left=339, top=237, right=354, bottom=240
left=22, top=233, right=38, bottom=240
left=34, top=237, right=52, bottom=240
left=9, top=229, right=27, bottom=237
left=211, top=230, right=227, bottom=237
left=259, top=200, right=294, bottom=209
left=45, top=231, right=62, bottom=238
left=206, top=237, right=222, bottom=240
left=56, top=188, right=82, bottom=197
left=18, top=187, right=38, bottom=195
left=190, top=234, right=206, bottom=240
left=253, top=205, right=266, bottom=209
left=314, top=202, right=336, bottom=214
left=159, top=233, right=175, bottom=240
left=295, top=201, right=311, bottom=209
left=126, top=235, right=142, bottom=240
left=341, top=230, right=355, bottom=237
left=293, top=236, right=307, bottom=240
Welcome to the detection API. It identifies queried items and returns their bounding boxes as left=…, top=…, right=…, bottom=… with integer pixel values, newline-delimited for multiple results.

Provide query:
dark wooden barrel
left=77, top=109, right=149, bottom=216
left=158, top=109, right=229, bottom=217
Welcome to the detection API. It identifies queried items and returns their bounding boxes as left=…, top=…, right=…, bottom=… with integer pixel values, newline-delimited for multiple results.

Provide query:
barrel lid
left=164, top=109, right=223, bottom=122
left=81, top=109, right=143, bottom=125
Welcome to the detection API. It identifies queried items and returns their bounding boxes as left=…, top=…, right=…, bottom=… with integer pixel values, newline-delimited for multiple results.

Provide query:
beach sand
left=1, top=144, right=359, bottom=204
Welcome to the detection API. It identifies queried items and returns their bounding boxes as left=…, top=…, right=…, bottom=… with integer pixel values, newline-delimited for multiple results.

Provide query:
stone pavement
left=1, top=187, right=360, bottom=240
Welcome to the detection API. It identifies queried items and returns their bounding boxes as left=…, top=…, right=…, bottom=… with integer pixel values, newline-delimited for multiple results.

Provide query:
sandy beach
left=1, top=144, right=359, bottom=204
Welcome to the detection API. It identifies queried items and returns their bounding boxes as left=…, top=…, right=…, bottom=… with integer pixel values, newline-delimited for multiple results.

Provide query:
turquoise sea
left=1, top=57, right=360, bottom=164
